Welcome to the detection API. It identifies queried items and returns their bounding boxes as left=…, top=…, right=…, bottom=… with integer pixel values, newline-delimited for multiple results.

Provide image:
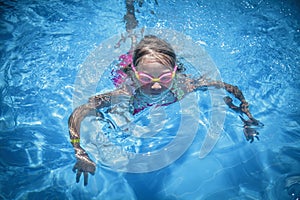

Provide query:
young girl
left=68, top=35, right=263, bottom=186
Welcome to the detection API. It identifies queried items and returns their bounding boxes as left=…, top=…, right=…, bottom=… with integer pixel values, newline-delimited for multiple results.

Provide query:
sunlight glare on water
left=0, top=0, right=299, bottom=199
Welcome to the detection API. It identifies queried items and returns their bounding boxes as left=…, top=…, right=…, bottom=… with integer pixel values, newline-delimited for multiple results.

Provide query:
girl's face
left=134, top=61, right=175, bottom=96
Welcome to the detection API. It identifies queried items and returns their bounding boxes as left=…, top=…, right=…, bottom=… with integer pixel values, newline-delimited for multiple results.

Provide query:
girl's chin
left=140, top=84, right=170, bottom=94
left=144, top=89, right=162, bottom=94
left=141, top=88, right=168, bottom=96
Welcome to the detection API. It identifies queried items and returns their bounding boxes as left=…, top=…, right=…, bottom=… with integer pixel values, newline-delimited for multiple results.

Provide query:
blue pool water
left=0, top=0, right=299, bottom=199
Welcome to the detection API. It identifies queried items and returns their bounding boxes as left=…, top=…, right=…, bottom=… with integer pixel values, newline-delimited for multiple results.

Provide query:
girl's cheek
left=161, top=81, right=173, bottom=88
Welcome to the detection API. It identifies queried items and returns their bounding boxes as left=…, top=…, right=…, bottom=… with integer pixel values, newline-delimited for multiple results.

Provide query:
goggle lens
left=132, top=65, right=177, bottom=84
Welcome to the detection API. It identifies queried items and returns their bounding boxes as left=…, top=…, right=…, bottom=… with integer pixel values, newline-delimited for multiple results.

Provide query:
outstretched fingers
left=84, top=172, right=88, bottom=186
left=243, top=127, right=260, bottom=143
left=73, top=167, right=90, bottom=186
left=76, top=169, right=82, bottom=183
left=239, top=115, right=263, bottom=143
left=72, top=156, right=96, bottom=186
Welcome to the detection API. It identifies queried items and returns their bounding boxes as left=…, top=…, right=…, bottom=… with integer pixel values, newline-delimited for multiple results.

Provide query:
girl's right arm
left=68, top=89, right=130, bottom=186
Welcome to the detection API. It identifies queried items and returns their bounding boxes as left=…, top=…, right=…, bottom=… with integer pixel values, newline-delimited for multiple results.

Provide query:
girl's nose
left=151, top=82, right=162, bottom=90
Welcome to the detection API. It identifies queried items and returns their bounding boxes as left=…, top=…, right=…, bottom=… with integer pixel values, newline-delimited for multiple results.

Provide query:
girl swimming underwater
left=68, top=35, right=263, bottom=186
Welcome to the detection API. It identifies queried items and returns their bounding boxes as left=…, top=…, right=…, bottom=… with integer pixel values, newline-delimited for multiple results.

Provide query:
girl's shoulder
left=172, top=74, right=195, bottom=95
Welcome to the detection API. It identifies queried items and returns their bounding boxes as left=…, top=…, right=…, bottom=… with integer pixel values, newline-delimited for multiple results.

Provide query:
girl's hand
left=72, top=146, right=96, bottom=186
left=239, top=116, right=264, bottom=143
left=243, top=127, right=260, bottom=143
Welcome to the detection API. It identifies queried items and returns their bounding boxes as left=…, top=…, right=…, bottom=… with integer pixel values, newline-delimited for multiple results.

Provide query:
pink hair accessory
left=118, top=51, right=133, bottom=67
left=111, top=69, right=127, bottom=87
left=111, top=51, right=133, bottom=87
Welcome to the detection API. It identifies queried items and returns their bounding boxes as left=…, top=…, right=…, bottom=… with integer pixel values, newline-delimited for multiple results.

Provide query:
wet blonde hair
left=133, top=35, right=176, bottom=69
left=112, top=35, right=185, bottom=86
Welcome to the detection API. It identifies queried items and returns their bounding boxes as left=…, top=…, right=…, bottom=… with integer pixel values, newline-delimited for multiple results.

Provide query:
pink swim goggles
left=132, top=64, right=177, bottom=84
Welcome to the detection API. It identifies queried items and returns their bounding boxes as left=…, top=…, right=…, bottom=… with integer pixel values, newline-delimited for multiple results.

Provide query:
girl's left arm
left=191, top=78, right=263, bottom=142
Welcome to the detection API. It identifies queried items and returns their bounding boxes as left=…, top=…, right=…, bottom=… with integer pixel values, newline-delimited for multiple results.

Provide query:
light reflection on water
left=0, top=0, right=299, bottom=199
